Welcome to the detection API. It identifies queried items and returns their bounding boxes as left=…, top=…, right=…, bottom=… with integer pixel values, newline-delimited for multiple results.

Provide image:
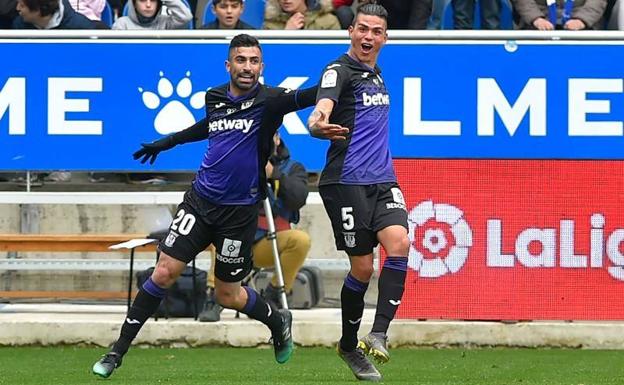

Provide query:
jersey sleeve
left=266, top=86, right=318, bottom=116
left=316, top=64, right=347, bottom=103
left=170, top=117, right=209, bottom=145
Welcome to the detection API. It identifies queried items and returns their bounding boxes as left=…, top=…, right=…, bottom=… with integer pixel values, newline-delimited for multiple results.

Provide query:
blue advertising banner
left=1, top=39, right=623, bottom=171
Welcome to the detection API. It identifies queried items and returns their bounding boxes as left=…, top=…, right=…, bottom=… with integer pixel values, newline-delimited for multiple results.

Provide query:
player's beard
left=231, top=71, right=258, bottom=91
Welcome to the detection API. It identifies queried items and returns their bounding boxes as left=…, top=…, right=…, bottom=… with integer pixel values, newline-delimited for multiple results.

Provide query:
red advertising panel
left=394, top=159, right=624, bottom=321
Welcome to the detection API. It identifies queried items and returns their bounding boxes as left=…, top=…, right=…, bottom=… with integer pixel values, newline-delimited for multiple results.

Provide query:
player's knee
left=214, top=287, right=239, bottom=308
left=151, top=264, right=178, bottom=288
left=384, top=234, right=411, bottom=256
left=351, top=263, right=374, bottom=281
left=397, top=235, right=411, bottom=255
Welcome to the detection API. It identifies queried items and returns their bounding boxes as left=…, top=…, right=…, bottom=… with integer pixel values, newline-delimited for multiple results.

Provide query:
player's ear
left=225, top=59, right=231, bottom=73
left=260, top=62, right=265, bottom=76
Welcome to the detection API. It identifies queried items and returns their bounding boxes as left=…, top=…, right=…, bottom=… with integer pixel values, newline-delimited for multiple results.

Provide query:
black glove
left=132, top=136, right=176, bottom=164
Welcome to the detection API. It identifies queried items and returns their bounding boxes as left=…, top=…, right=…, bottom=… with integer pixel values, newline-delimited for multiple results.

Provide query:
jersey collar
left=343, top=53, right=382, bottom=75
left=226, top=82, right=260, bottom=103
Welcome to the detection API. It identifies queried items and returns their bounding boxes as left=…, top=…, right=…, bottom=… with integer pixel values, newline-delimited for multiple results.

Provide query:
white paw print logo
left=139, top=71, right=206, bottom=135
left=407, top=200, right=473, bottom=278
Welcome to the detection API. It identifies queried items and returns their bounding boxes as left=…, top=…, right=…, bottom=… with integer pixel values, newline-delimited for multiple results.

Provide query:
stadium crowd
left=1, top=0, right=622, bottom=31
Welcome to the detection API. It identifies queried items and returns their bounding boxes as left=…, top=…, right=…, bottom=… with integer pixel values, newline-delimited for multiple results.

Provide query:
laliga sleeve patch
left=321, top=69, right=338, bottom=88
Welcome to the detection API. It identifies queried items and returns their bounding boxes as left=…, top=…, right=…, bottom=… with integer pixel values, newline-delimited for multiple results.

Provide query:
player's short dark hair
left=353, top=2, right=388, bottom=26
left=229, top=34, right=262, bottom=53
left=213, top=0, right=243, bottom=6
left=22, top=0, right=59, bottom=16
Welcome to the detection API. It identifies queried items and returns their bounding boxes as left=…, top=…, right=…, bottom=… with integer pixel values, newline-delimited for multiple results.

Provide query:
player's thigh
left=319, top=184, right=377, bottom=256
left=372, top=183, right=410, bottom=254
left=158, top=190, right=214, bottom=264
left=212, top=204, right=258, bottom=283
left=152, top=252, right=189, bottom=286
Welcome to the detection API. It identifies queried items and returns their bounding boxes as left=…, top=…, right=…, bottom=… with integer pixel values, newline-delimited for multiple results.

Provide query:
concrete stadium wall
left=0, top=203, right=380, bottom=304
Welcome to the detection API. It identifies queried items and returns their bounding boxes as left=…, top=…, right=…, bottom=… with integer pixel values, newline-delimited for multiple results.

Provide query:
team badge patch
left=241, top=100, right=254, bottom=110
left=343, top=232, right=356, bottom=248
left=164, top=231, right=179, bottom=247
left=321, top=69, right=338, bottom=88
left=221, top=238, right=242, bottom=257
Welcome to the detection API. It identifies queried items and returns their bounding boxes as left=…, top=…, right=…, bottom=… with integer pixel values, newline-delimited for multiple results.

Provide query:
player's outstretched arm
left=307, top=99, right=349, bottom=140
left=268, top=86, right=319, bottom=116
left=133, top=118, right=209, bottom=164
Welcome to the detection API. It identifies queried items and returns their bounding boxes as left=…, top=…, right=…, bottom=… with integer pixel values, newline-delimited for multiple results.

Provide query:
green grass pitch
left=0, top=347, right=623, bottom=384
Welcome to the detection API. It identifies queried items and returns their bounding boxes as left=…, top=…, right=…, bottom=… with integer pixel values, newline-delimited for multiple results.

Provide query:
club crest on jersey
left=343, top=232, right=356, bottom=248
left=321, top=69, right=338, bottom=88
left=241, top=100, right=254, bottom=110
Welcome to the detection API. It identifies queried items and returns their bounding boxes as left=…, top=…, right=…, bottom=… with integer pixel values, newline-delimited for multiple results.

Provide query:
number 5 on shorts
left=341, top=207, right=354, bottom=230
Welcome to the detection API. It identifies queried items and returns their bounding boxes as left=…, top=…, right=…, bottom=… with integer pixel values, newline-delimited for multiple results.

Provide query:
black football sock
left=112, top=277, right=166, bottom=356
left=339, top=273, right=368, bottom=352
left=240, top=286, right=283, bottom=334
left=372, top=256, right=407, bottom=334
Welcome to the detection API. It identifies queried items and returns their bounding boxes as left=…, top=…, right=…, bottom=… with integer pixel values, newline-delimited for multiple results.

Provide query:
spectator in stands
left=513, top=0, right=606, bottom=29
left=13, top=0, right=95, bottom=28
left=332, top=0, right=433, bottom=30
left=201, top=0, right=254, bottom=29
left=451, top=0, right=500, bottom=29
left=332, top=0, right=355, bottom=28
left=378, top=0, right=431, bottom=29
left=606, top=0, right=621, bottom=28
left=263, top=0, right=341, bottom=30
left=68, top=0, right=105, bottom=21
left=199, top=132, right=311, bottom=321
left=112, top=0, right=192, bottom=29
left=0, top=0, right=18, bottom=28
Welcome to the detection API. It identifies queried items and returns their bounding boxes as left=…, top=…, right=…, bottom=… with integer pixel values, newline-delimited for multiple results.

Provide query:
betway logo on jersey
left=208, top=118, right=254, bottom=134
left=362, top=92, right=390, bottom=106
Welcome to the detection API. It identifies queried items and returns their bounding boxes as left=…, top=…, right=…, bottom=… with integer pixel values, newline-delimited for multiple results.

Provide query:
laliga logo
left=408, top=200, right=473, bottom=278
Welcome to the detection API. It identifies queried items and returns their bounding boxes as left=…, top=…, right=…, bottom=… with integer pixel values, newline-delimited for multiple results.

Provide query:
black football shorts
left=158, top=188, right=258, bottom=282
left=319, top=182, right=408, bottom=256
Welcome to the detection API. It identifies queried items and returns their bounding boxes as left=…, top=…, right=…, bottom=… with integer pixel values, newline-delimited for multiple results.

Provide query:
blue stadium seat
left=122, top=0, right=194, bottom=29
left=427, top=0, right=449, bottom=29
left=440, top=0, right=513, bottom=29
left=202, top=0, right=265, bottom=29
left=100, top=1, right=114, bottom=27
